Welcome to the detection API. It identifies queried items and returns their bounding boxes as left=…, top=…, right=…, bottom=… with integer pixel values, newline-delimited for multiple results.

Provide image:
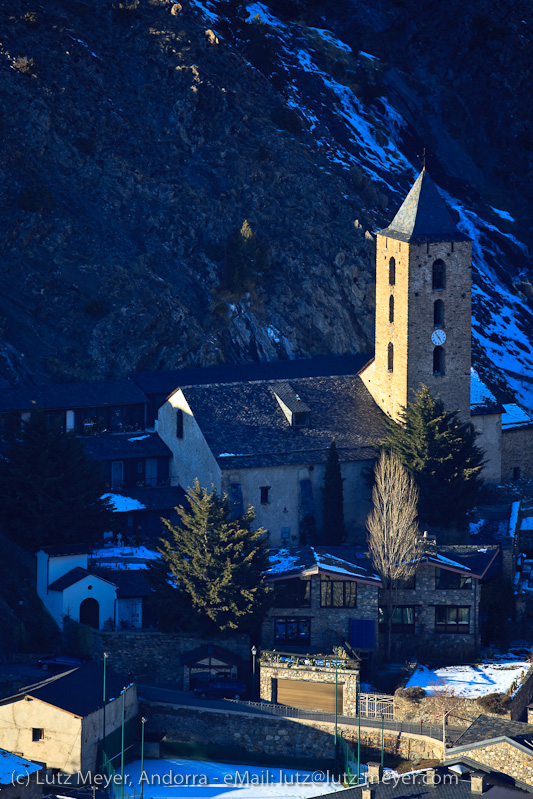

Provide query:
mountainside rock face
left=0, top=0, right=531, bottom=399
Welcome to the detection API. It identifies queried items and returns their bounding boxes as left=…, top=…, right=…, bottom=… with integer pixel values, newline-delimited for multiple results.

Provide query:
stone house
left=0, top=749, right=42, bottom=799
left=262, top=546, right=381, bottom=655
left=379, top=545, right=500, bottom=661
left=262, top=544, right=499, bottom=662
left=445, top=715, right=533, bottom=788
left=0, top=663, right=137, bottom=775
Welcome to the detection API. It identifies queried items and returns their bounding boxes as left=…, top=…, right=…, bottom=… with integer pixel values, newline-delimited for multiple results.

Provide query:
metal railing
left=138, top=684, right=465, bottom=743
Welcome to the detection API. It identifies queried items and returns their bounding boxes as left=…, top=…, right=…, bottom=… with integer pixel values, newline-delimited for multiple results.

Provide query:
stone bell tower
left=360, top=169, right=472, bottom=420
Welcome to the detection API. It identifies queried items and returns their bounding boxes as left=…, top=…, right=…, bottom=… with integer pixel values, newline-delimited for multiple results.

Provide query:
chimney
left=471, top=773, right=486, bottom=793
left=367, top=763, right=383, bottom=784
left=426, top=769, right=439, bottom=786
left=362, top=788, right=375, bottom=799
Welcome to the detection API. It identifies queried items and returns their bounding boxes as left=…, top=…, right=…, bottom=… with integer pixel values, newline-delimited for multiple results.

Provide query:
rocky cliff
left=0, top=0, right=531, bottom=403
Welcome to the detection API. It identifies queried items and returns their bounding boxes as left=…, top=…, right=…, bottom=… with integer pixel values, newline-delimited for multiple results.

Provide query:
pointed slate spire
left=380, top=170, right=470, bottom=243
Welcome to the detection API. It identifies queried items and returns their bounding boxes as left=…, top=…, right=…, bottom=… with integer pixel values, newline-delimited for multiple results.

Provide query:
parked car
left=38, top=655, right=84, bottom=672
left=194, top=678, right=246, bottom=700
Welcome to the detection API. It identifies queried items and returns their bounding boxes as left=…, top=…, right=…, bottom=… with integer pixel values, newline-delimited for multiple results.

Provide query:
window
left=433, top=346, right=445, bottom=375
left=273, top=579, right=311, bottom=608
left=274, top=617, right=311, bottom=646
left=32, top=728, right=44, bottom=742
left=137, top=461, right=143, bottom=474
left=435, top=606, right=470, bottom=633
left=229, top=483, right=243, bottom=517
left=389, top=257, right=396, bottom=286
left=388, top=342, right=394, bottom=372
left=281, top=527, right=290, bottom=543
left=176, top=408, right=184, bottom=439
left=320, top=579, right=357, bottom=608
left=389, top=295, right=394, bottom=323
left=260, top=486, right=271, bottom=504
left=435, top=568, right=472, bottom=590
left=111, top=460, right=124, bottom=488
left=513, top=467, right=521, bottom=480
left=434, top=299, right=444, bottom=327
left=378, top=606, right=415, bottom=633
left=432, top=259, right=446, bottom=290
left=293, top=411, right=310, bottom=427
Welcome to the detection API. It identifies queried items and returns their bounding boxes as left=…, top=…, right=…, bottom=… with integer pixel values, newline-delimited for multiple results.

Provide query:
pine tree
left=0, top=409, right=113, bottom=549
left=158, top=479, right=272, bottom=633
left=382, top=385, right=485, bottom=527
left=321, top=438, right=345, bottom=545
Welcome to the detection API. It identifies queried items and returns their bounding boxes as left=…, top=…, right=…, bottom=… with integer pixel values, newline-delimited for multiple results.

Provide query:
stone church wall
left=502, top=427, right=533, bottom=482
left=473, top=411, right=502, bottom=483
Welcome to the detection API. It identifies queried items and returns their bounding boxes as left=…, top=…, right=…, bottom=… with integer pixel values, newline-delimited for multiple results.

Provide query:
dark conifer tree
left=382, top=385, right=484, bottom=527
left=322, top=438, right=345, bottom=545
left=0, top=409, right=113, bottom=549
left=158, top=479, right=272, bottom=633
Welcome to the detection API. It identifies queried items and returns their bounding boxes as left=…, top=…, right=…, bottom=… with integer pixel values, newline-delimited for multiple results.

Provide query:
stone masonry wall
left=91, top=630, right=251, bottom=687
left=260, top=661, right=360, bottom=715
left=448, top=741, right=533, bottom=787
left=142, top=701, right=442, bottom=763
left=361, top=236, right=472, bottom=423
left=262, top=574, right=378, bottom=653
left=380, top=561, right=480, bottom=661
left=502, top=427, right=533, bottom=482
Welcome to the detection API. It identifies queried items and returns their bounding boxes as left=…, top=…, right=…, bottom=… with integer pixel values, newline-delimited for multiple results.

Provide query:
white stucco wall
left=157, top=389, right=221, bottom=493
left=60, top=575, right=117, bottom=630
left=0, top=687, right=137, bottom=775
left=36, top=551, right=88, bottom=600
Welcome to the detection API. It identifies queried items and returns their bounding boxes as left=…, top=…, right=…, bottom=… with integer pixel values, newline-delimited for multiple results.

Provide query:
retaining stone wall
left=141, top=701, right=442, bottom=763
left=91, top=630, right=250, bottom=687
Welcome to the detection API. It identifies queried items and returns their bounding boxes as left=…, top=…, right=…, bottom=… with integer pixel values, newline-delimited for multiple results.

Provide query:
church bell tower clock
left=360, top=169, right=472, bottom=421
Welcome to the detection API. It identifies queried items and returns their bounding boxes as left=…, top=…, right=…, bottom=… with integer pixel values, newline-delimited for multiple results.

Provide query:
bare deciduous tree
left=367, top=450, right=422, bottom=660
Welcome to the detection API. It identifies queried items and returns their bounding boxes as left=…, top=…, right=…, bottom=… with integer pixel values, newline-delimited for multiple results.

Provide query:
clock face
left=431, top=329, right=446, bottom=346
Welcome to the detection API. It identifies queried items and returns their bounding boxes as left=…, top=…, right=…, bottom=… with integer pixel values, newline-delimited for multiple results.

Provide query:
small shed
left=181, top=644, right=242, bottom=690
left=0, top=749, right=42, bottom=799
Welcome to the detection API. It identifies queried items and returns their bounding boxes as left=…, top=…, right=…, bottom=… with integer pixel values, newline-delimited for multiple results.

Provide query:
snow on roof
left=265, top=549, right=303, bottom=575
left=502, top=403, right=533, bottom=430
left=431, top=553, right=471, bottom=571
left=127, top=434, right=150, bottom=442
left=406, top=656, right=530, bottom=698
left=311, top=548, right=380, bottom=581
left=510, top=501, right=520, bottom=535
left=0, top=748, right=41, bottom=785
left=470, top=368, right=498, bottom=407
left=102, top=493, right=146, bottom=512
left=521, top=517, right=533, bottom=532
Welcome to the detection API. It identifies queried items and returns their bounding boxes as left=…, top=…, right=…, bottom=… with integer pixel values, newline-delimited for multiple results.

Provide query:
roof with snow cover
left=451, top=715, right=533, bottom=749
left=179, top=374, right=386, bottom=470
left=0, top=379, right=148, bottom=413
left=380, top=170, right=470, bottom=243
left=0, top=748, right=41, bottom=785
left=423, top=545, right=499, bottom=578
left=265, top=547, right=381, bottom=584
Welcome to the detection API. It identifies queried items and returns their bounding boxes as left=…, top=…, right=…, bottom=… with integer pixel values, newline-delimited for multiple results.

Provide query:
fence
left=138, top=684, right=465, bottom=742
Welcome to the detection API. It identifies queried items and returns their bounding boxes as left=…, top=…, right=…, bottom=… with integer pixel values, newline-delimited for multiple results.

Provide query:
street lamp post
left=102, top=652, right=108, bottom=767
left=140, top=717, right=146, bottom=799
left=251, top=645, right=257, bottom=700
left=121, top=686, right=126, bottom=799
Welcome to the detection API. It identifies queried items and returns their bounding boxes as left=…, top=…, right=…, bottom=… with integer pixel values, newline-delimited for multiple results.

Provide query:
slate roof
left=47, top=567, right=116, bottom=591
left=380, top=170, right=471, bottom=243
left=181, top=374, right=386, bottom=470
left=106, top=485, right=187, bottom=512
left=180, top=643, right=242, bottom=667
left=130, top=354, right=372, bottom=402
left=0, top=379, right=148, bottom=413
left=92, top=568, right=151, bottom=597
left=316, top=772, right=527, bottom=799
left=451, top=715, right=533, bottom=749
left=271, top=382, right=311, bottom=413
left=3, top=662, right=131, bottom=717
left=265, top=547, right=381, bottom=584
left=425, top=546, right=500, bottom=578
left=39, top=543, right=91, bottom=556
left=83, top=433, right=172, bottom=461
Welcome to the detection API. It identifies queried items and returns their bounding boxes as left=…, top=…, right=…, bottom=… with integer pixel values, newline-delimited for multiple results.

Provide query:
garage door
left=276, top=679, right=343, bottom=714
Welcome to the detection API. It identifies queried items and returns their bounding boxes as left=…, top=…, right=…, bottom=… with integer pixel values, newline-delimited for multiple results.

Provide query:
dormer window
left=272, top=383, right=311, bottom=428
